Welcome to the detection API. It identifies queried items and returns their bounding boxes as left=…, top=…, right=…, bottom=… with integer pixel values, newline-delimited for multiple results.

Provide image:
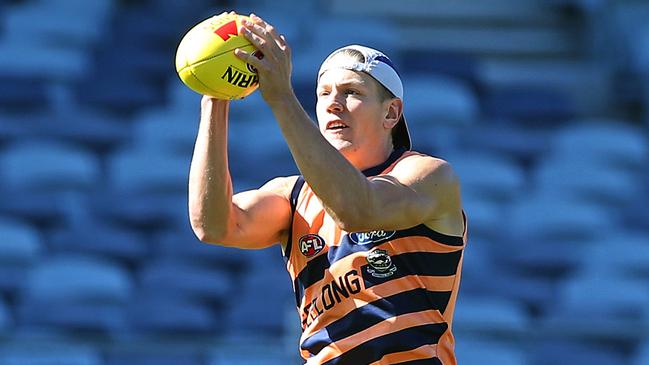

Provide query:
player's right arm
left=188, top=96, right=293, bottom=249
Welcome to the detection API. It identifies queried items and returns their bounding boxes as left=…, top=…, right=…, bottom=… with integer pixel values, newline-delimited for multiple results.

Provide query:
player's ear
left=383, top=98, right=402, bottom=129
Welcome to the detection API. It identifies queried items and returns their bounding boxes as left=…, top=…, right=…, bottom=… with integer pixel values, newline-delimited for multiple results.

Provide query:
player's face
left=316, top=69, right=390, bottom=157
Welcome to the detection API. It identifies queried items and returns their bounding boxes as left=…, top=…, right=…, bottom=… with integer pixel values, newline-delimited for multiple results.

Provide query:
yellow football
left=175, top=13, right=261, bottom=99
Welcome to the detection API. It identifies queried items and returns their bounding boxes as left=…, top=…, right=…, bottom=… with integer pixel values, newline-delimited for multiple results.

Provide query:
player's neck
left=348, top=144, right=394, bottom=172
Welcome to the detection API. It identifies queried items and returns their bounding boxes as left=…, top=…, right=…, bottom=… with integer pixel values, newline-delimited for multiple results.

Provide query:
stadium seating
left=0, top=218, right=42, bottom=293
left=137, top=258, right=232, bottom=303
left=126, top=291, right=219, bottom=334
left=0, top=296, right=10, bottom=332
left=0, top=0, right=648, bottom=362
left=455, top=337, right=527, bottom=365
left=0, top=140, right=100, bottom=192
left=0, top=342, right=102, bottom=365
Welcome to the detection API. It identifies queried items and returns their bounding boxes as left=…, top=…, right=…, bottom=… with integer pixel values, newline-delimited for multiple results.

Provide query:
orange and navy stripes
left=284, top=148, right=467, bottom=364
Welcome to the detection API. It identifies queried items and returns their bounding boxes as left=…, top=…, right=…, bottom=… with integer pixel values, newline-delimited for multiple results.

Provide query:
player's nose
left=325, top=93, right=344, bottom=114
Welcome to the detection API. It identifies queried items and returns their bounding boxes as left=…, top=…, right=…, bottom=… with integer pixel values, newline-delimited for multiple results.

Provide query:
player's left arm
left=349, top=154, right=461, bottom=232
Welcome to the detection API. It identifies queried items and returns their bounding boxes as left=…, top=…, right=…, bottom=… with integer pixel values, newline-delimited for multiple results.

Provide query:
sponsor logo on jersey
left=366, top=248, right=397, bottom=278
left=299, top=234, right=325, bottom=258
left=302, top=269, right=362, bottom=328
left=349, top=230, right=396, bottom=245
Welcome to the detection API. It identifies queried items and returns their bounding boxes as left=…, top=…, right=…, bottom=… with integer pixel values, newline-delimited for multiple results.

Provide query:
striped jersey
left=283, top=148, right=467, bottom=365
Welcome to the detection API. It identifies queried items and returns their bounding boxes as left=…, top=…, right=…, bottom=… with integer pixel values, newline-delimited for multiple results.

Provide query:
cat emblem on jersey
left=299, top=234, right=325, bottom=258
left=366, top=249, right=397, bottom=278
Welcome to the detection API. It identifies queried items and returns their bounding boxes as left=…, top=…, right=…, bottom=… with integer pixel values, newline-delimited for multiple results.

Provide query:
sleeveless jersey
left=283, top=148, right=468, bottom=365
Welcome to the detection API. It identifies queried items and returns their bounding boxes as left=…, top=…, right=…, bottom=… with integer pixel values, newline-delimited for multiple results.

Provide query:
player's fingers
left=234, top=48, right=268, bottom=72
left=250, top=14, right=279, bottom=40
left=239, top=24, right=269, bottom=51
left=278, top=34, right=289, bottom=52
left=241, top=18, right=271, bottom=42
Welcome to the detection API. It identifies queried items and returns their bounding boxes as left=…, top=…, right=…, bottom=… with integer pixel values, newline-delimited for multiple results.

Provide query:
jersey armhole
left=283, top=175, right=305, bottom=262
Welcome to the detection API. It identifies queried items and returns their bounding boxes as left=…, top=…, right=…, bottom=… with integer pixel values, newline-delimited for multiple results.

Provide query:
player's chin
left=324, top=136, right=353, bottom=151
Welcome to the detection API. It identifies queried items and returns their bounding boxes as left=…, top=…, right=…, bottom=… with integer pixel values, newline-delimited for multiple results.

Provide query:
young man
left=188, top=13, right=467, bottom=365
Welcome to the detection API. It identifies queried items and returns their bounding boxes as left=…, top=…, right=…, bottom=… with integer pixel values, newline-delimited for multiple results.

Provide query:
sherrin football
left=175, top=12, right=261, bottom=100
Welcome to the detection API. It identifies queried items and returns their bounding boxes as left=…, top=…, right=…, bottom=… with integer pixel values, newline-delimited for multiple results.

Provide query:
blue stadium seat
left=533, top=157, right=639, bottom=207
left=0, top=218, right=41, bottom=292
left=580, top=231, right=649, bottom=277
left=2, top=1, right=112, bottom=47
left=500, top=238, right=588, bottom=277
left=18, top=255, right=132, bottom=333
left=0, top=343, right=101, bottom=365
left=0, top=76, right=49, bottom=112
left=454, top=296, right=529, bottom=334
left=224, top=257, right=294, bottom=336
left=481, top=86, right=575, bottom=123
left=625, top=191, right=649, bottom=231
left=458, top=196, right=504, bottom=240
left=478, top=58, right=612, bottom=117
left=461, top=261, right=557, bottom=311
left=15, top=109, right=128, bottom=149
left=0, top=296, right=11, bottom=331
left=0, top=140, right=100, bottom=192
left=207, top=342, right=297, bottom=365
left=75, top=73, right=159, bottom=112
left=400, top=50, right=479, bottom=82
left=137, top=259, right=232, bottom=303
left=89, top=191, right=187, bottom=229
left=551, top=120, right=648, bottom=171
left=0, top=190, right=78, bottom=227
left=154, top=225, right=249, bottom=272
left=18, top=301, right=127, bottom=334
left=0, top=218, right=41, bottom=265
left=633, top=340, right=649, bottom=365
left=0, top=40, right=88, bottom=80
left=444, top=152, right=526, bottom=203
left=131, top=108, right=197, bottom=155
left=403, top=74, right=479, bottom=126
left=455, top=337, right=527, bottom=365
left=311, top=18, right=400, bottom=53
left=106, top=352, right=203, bottom=365
left=22, top=255, right=132, bottom=303
left=107, top=147, right=190, bottom=194
left=508, top=195, right=611, bottom=242
left=48, top=222, right=148, bottom=262
left=456, top=122, right=553, bottom=163
left=127, top=291, right=218, bottom=334
left=545, top=274, right=649, bottom=334
left=530, top=341, right=628, bottom=365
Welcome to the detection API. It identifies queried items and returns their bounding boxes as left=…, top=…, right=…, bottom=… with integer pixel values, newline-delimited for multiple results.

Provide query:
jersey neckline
left=361, top=147, right=407, bottom=177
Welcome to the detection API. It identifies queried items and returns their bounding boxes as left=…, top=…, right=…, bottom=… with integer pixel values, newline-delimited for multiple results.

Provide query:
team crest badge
left=366, top=249, right=397, bottom=278
left=299, top=234, right=325, bottom=258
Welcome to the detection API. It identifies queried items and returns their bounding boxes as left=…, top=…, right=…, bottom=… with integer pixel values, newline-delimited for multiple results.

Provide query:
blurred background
left=0, top=0, right=648, bottom=364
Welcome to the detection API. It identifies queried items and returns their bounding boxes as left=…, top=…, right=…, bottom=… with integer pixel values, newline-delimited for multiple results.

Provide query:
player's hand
left=235, top=14, right=293, bottom=107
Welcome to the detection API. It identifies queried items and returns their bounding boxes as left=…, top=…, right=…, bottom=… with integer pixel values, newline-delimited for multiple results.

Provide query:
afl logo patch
left=349, top=230, right=396, bottom=245
left=299, top=234, right=325, bottom=258
left=366, top=249, right=397, bottom=278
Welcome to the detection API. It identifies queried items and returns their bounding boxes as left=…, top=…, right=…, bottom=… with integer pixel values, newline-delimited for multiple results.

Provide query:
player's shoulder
left=394, top=151, right=459, bottom=183
left=259, top=175, right=301, bottom=200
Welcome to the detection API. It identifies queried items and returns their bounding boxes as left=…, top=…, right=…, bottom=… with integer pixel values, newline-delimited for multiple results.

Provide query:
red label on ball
left=214, top=20, right=238, bottom=41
